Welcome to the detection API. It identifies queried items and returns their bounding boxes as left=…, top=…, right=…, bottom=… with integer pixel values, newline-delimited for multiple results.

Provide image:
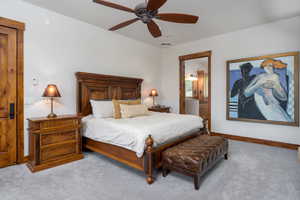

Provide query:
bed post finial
left=145, top=135, right=154, bottom=184
left=146, top=135, right=154, bottom=151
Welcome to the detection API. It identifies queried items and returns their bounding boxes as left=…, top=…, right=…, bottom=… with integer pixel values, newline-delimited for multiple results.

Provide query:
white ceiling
left=23, top=0, right=300, bottom=47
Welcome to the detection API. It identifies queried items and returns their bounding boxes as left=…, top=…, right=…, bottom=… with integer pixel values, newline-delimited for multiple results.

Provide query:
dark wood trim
left=83, top=131, right=202, bottom=184
left=179, top=51, right=212, bottom=61
left=76, top=72, right=143, bottom=116
left=145, top=135, right=154, bottom=184
left=16, top=29, right=25, bottom=163
left=27, top=154, right=84, bottom=172
left=211, top=132, right=299, bottom=150
left=179, top=60, right=185, bottom=114
left=179, top=51, right=212, bottom=131
left=19, top=156, right=29, bottom=164
left=226, top=52, right=299, bottom=64
left=295, top=53, right=299, bottom=126
left=83, top=137, right=144, bottom=171
left=208, top=52, right=212, bottom=131
left=76, top=72, right=144, bottom=83
left=0, top=17, right=25, bottom=164
left=226, top=51, right=299, bottom=127
left=0, top=17, right=25, bottom=31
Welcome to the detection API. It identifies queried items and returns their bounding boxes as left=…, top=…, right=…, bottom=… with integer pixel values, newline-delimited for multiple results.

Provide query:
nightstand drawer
left=41, top=131, right=76, bottom=146
left=40, top=119, right=78, bottom=132
left=41, top=142, right=77, bottom=162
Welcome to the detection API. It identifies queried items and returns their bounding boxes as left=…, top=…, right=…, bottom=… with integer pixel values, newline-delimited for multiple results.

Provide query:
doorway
left=0, top=17, right=25, bottom=167
left=179, top=51, right=212, bottom=130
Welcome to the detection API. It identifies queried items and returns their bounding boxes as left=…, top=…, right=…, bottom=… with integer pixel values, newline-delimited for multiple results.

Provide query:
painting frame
left=226, top=52, right=299, bottom=126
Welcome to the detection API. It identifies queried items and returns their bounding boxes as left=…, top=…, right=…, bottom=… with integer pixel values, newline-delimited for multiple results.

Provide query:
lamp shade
left=149, top=89, right=158, bottom=97
left=42, top=84, right=61, bottom=98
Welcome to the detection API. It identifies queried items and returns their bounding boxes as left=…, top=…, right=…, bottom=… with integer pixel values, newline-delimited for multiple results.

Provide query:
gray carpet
left=0, top=141, right=299, bottom=200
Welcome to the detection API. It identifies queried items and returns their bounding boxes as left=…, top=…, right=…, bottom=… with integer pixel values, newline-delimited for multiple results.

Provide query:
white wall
left=0, top=0, right=162, bottom=156
left=160, top=16, right=300, bottom=145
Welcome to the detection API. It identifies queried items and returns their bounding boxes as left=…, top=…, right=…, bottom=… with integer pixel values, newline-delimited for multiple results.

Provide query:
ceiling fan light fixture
left=134, top=3, right=157, bottom=24
left=93, top=0, right=199, bottom=38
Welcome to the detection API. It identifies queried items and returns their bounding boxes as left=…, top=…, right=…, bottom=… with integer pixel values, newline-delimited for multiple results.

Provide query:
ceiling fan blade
left=156, top=13, right=199, bottom=24
left=147, top=0, right=167, bottom=11
left=147, top=20, right=162, bottom=38
left=93, top=0, right=134, bottom=13
left=109, top=18, right=139, bottom=31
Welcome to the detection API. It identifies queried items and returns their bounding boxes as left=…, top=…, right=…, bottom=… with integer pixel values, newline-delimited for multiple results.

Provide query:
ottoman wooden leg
left=194, top=174, right=200, bottom=190
left=224, top=153, right=228, bottom=160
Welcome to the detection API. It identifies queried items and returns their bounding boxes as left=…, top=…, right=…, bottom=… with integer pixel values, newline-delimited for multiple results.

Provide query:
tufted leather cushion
left=162, top=135, right=228, bottom=173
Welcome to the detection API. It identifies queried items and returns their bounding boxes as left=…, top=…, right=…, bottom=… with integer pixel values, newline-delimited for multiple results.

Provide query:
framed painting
left=226, top=52, right=299, bottom=126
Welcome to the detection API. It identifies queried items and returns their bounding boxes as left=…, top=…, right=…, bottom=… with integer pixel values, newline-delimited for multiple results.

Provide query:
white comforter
left=82, top=112, right=203, bottom=157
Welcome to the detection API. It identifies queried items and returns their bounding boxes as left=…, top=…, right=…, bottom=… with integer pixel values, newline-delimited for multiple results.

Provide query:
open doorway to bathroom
left=179, top=51, right=211, bottom=131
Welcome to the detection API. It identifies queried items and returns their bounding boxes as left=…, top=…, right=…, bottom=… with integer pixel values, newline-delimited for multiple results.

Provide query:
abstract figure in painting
left=227, top=52, right=299, bottom=126
left=244, top=59, right=291, bottom=122
left=230, top=63, right=265, bottom=119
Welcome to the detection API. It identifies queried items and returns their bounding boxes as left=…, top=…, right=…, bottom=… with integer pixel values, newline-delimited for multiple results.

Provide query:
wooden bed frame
left=76, top=72, right=206, bottom=184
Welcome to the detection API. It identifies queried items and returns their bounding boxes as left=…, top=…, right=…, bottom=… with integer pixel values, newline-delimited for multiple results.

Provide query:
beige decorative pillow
left=112, top=99, right=141, bottom=119
left=120, top=104, right=149, bottom=118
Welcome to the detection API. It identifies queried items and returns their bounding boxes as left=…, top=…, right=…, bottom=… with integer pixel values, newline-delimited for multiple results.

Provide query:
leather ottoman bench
left=162, top=135, right=228, bottom=190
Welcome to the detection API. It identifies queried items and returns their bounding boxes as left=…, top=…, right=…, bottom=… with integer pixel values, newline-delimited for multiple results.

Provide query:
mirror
left=181, top=56, right=210, bottom=123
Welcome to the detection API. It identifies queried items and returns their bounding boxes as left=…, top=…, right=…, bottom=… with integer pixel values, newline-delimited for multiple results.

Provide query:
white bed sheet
left=82, top=112, right=203, bottom=157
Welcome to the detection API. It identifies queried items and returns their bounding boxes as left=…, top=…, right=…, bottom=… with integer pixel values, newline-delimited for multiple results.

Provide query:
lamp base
left=47, top=113, right=57, bottom=118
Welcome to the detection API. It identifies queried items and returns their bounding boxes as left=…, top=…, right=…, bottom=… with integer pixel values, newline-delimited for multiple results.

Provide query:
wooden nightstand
left=27, top=115, right=83, bottom=172
left=148, top=106, right=171, bottom=113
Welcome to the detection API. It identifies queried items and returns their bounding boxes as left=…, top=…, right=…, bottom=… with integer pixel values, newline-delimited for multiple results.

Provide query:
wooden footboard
left=83, top=128, right=205, bottom=184
left=83, top=137, right=144, bottom=171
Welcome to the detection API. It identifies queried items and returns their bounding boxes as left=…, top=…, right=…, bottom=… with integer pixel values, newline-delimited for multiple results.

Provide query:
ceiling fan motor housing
left=93, top=0, right=199, bottom=38
left=134, top=3, right=158, bottom=23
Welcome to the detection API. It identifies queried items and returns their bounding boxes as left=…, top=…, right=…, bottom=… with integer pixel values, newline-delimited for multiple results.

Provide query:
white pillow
left=90, top=100, right=114, bottom=118
left=120, top=104, right=149, bottom=118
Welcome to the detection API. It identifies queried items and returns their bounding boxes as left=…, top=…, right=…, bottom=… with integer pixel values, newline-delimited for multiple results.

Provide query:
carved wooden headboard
left=76, top=72, right=143, bottom=116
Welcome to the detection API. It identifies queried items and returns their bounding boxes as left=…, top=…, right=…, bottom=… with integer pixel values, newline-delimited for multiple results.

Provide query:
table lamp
left=149, top=89, right=158, bottom=107
left=42, top=84, right=61, bottom=118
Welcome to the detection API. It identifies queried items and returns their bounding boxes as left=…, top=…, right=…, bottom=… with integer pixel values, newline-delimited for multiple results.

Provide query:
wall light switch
left=25, top=97, right=35, bottom=106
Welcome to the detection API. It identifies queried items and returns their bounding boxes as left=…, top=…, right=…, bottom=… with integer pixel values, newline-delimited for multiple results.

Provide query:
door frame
left=0, top=17, right=25, bottom=163
left=179, top=51, right=212, bottom=131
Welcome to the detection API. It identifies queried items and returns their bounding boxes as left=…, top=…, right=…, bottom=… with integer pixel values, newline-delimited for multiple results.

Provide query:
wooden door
left=0, top=26, right=17, bottom=167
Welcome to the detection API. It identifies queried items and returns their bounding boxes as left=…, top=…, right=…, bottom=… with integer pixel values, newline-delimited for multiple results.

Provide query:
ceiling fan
left=93, top=0, right=199, bottom=38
